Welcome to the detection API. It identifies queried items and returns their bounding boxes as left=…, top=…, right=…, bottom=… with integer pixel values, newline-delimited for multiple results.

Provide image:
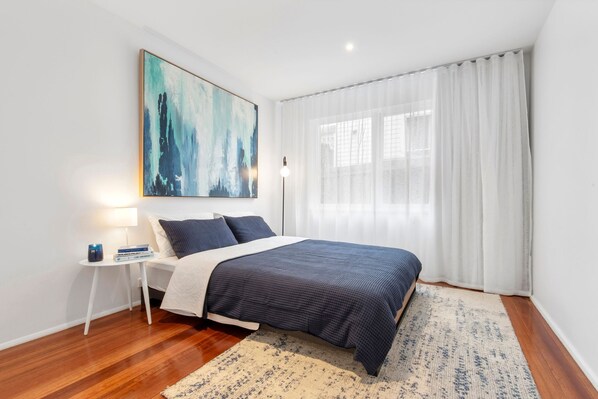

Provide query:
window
left=318, top=106, right=432, bottom=205
left=320, top=118, right=372, bottom=168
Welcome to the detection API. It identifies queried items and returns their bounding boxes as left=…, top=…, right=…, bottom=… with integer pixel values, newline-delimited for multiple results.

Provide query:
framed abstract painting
left=140, top=50, right=258, bottom=198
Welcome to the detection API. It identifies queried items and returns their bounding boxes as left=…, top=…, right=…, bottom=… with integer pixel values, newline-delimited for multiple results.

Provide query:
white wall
left=532, top=0, right=598, bottom=388
left=0, top=0, right=280, bottom=348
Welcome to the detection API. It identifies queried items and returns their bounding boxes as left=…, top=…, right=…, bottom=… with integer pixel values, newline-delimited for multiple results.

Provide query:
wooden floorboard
left=0, top=286, right=595, bottom=398
left=502, top=295, right=597, bottom=399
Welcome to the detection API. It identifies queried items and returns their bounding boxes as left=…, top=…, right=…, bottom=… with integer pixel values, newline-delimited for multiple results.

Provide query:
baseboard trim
left=0, top=300, right=142, bottom=351
left=530, top=295, right=598, bottom=390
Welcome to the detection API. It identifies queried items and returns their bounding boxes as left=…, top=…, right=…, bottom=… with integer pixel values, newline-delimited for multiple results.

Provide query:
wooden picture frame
left=139, top=50, right=258, bottom=198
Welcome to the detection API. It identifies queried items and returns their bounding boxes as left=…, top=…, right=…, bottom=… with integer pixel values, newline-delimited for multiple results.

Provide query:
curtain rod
left=281, top=48, right=523, bottom=103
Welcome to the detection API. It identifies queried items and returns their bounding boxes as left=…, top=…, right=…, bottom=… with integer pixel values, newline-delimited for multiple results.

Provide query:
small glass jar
left=88, top=244, right=104, bottom=262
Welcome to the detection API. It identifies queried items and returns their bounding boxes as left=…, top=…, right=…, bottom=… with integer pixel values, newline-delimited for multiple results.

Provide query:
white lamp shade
left=111, top=207, right=138, bottom=227
left=280, top=166, right=290, bottom=177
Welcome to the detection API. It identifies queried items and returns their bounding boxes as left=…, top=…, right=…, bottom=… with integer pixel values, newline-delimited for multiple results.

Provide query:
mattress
left=146, top=256, right=259, bottom=330
left=146, top=256, right=178, bottom=291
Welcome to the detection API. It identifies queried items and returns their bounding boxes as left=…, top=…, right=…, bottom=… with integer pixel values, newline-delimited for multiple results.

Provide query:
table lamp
left=111, top=207, right=138, bottom=245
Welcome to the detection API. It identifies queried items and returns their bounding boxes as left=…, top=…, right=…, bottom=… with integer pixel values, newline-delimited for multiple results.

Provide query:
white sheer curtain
left=281, top=51, right=531, bottom=295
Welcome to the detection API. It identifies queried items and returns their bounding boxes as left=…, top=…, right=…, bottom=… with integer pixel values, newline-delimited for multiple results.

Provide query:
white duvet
left=161, top=236, right=306, bottom=317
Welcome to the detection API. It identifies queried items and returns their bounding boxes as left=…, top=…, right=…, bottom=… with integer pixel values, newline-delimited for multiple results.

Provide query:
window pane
left=320, top=118, right=373, bottom=204
left=383, top=115, right=405, bottom=159
left=406, top=110, right=431, bottom=152
left=320, top=118, right=372, bottom=167
left=382, top=110, right=432, bottom=204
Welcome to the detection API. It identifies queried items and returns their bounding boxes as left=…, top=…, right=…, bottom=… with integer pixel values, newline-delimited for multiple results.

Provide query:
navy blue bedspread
left=206, top=239, right=422, bottom=375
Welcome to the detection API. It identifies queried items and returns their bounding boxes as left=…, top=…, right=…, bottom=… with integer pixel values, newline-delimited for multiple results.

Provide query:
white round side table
left=79, top=256, right=155, bottom=335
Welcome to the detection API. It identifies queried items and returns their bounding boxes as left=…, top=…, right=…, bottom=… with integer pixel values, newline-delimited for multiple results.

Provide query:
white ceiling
left=93, top=0, right=555, bottom=100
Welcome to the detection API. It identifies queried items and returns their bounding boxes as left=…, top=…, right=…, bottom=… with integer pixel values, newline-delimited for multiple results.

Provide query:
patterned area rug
left=163, top=285, right=539, bottom=398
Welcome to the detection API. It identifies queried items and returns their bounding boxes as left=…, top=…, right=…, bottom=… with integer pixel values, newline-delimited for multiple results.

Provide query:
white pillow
left=213, top=211, right=256, bottom=219
left=148, top=213, right=213, bottom=258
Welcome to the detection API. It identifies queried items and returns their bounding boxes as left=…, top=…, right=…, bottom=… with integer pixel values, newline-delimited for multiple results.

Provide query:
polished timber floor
left=0, top=283, right=596, bottom=399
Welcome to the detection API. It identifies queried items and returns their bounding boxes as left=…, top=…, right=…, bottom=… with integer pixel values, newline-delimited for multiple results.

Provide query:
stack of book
left=113, top=244, right=154, bottom=262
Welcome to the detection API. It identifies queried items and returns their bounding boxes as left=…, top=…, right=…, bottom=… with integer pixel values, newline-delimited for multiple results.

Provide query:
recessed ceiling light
left=345, top=42, right=354, bottom=52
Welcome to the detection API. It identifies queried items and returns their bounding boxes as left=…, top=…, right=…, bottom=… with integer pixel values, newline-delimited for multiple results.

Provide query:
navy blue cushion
left=223, top=216, right=276, bottom=243
left=159, top=218, right=238, bottom=258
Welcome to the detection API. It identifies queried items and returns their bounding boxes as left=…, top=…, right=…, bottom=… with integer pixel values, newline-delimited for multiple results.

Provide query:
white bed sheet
left=146, top=256, right=178, bottom=291
left=146, top=256, right=260, bottom=331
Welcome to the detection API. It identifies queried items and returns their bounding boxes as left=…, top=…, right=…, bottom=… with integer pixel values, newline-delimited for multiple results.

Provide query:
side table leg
left=125, top=264, right=132, bottom=311
left=139, top=262, right=152, bottom=325
left=84, top=267, right=99, bottom=335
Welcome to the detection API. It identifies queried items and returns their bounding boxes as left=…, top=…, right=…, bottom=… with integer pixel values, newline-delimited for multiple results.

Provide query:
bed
left=145, top=225, right=421, bottom=376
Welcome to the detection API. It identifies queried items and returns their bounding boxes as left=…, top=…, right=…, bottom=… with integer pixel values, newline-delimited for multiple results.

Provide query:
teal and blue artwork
left=141, top=50, right=258, bottom=198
